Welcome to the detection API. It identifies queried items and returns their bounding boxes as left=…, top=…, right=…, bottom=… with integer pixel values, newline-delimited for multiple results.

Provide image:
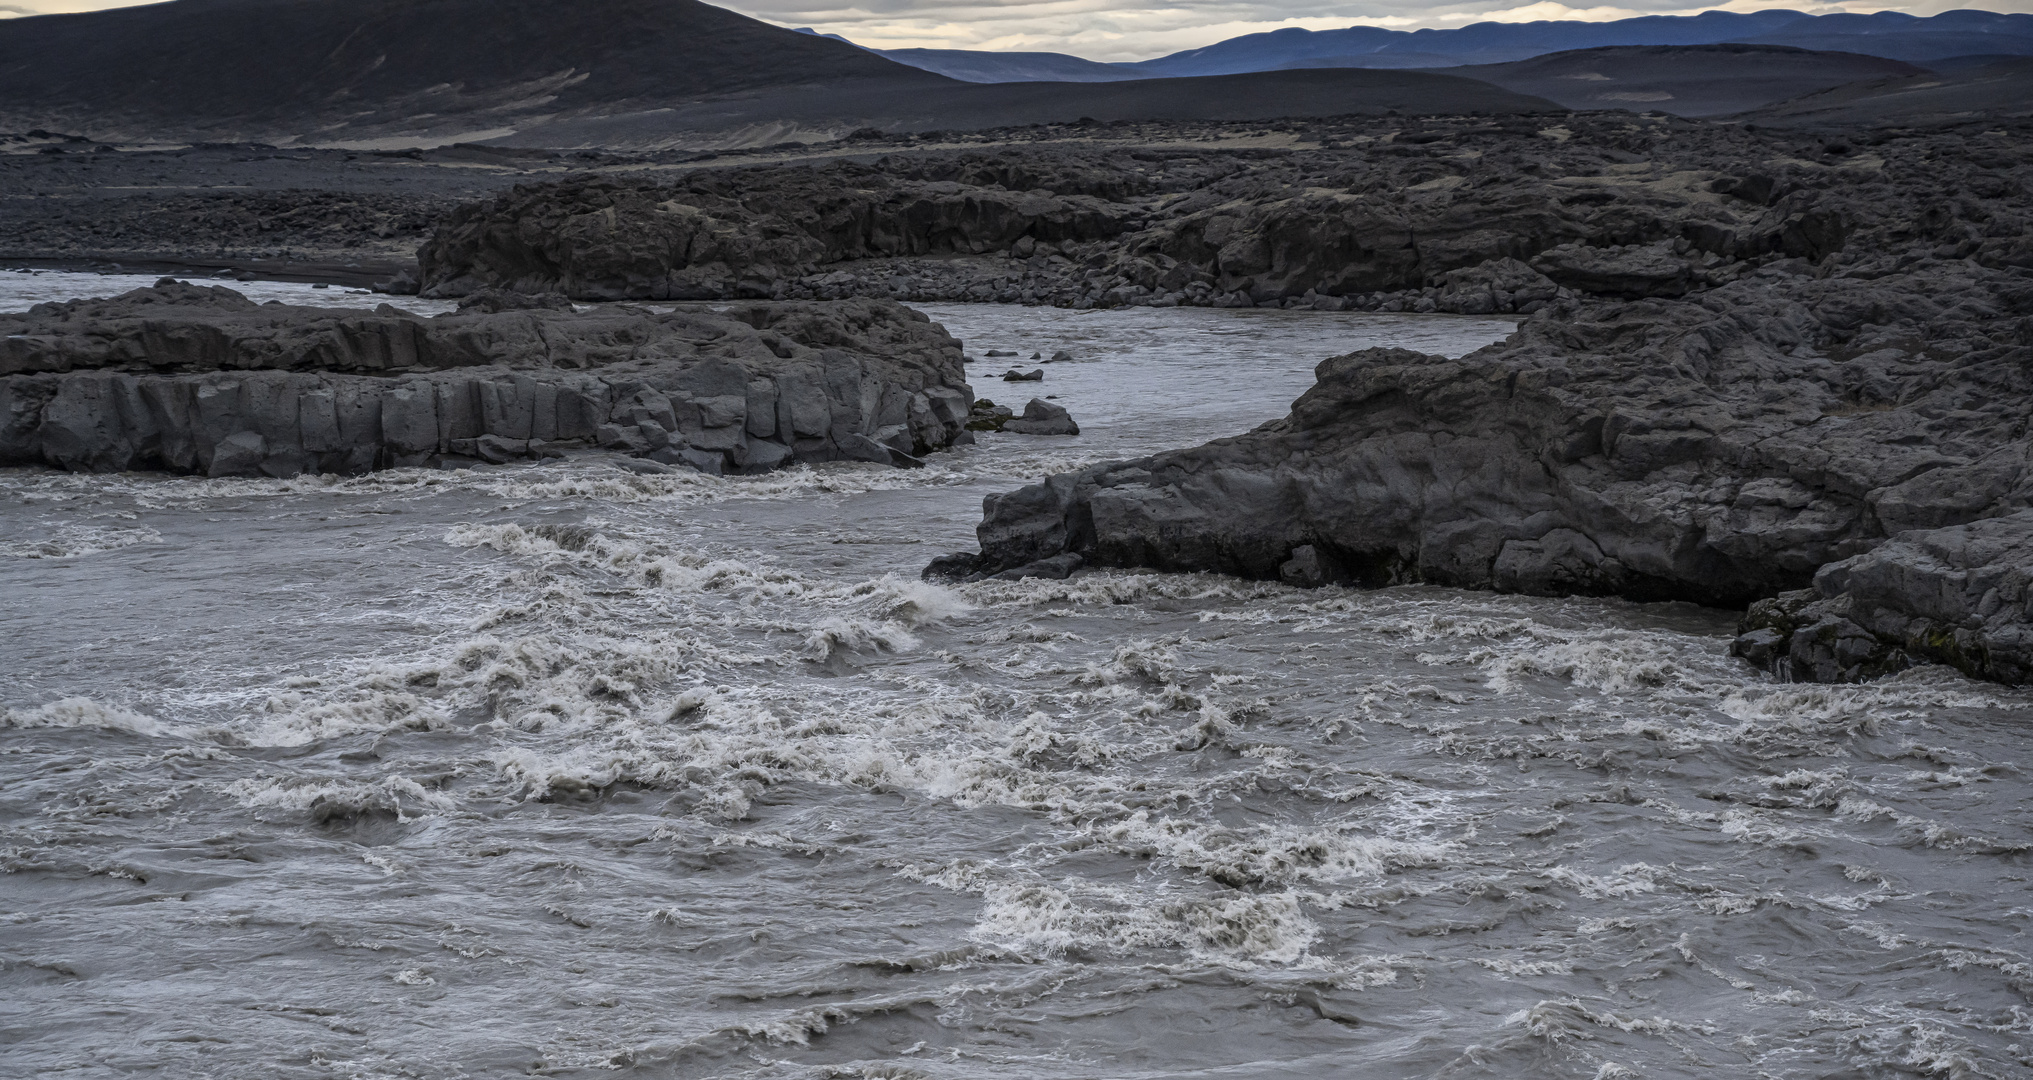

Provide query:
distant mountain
left=0, top=0, right=951, bottom=142
left=1449, top=44, right=1927, bottom=117
left=1735, top=10, right=2033, bottom=62
left=863, top=9, right=2033, bottom=85
left=1121, top=10, right=2033, bottom=76
left=873, top=48, right=1141, bottom=83
left=790, top=26, right=1143, bottom=82
left=1741, top=54, right=2033, bottom=125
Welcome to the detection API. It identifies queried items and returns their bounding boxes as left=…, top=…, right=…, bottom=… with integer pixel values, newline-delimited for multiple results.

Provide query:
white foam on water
left=224, top=774, right=457, bottom=823
left=0, top=269, right=457, bottom=315
left=2, top=696, right=163, bottom=736
left=7, top=304, right=2031, bottom=1079
left=0, top=524, right=162, bottom=559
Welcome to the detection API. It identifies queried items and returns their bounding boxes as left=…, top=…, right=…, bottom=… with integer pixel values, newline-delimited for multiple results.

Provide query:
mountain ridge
left=857, top=9, right=2033, bottom=83
left=0, top=0, right=953, bottom=141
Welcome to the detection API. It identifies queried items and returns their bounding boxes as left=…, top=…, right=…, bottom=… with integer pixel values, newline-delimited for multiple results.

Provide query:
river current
left=2, top=273, right=2029, bottom=1080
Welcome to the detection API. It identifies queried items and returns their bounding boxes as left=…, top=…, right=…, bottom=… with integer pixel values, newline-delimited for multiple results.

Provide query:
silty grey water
left=2, top=285, right=2029, bottom=1080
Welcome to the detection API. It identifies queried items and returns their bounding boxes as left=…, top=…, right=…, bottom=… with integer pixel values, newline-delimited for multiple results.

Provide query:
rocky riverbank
left=930, top=230, right=2033, bottom=684
left=0, top=282, right=973, bottom=477
left=7, top=113, right=2032, bottom=685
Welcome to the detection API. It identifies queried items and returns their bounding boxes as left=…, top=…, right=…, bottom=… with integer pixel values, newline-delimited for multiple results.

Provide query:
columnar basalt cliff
left=0, top=283, right=973, bottom=477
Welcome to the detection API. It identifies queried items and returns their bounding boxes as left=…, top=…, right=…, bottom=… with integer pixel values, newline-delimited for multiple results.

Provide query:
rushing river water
left=3, top=288, right=2030, bottom=1080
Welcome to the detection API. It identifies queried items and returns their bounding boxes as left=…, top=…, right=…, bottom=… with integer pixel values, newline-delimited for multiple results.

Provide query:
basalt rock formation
left=415, top=114, right=2028, bottom=315
left=1735, top=512, right=2033, bottom=685
left=419, top=163, right=1139, bottom=301
left=926, top=117, right=2033, bottom=686
left=0, top=282, right=972, bottom=477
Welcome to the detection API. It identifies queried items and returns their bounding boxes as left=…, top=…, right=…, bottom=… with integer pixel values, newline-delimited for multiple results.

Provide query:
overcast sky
left=3, top=0, right=2029, bottom=61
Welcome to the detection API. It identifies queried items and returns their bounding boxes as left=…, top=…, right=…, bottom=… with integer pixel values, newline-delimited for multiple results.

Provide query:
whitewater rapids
left=2, top=294, right=2028, bottom=1080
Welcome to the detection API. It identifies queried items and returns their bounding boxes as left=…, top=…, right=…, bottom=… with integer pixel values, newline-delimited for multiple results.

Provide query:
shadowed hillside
left=1442, top=44, right=1927, bottom=117
left=873, top=48, right=1142, bottom=83
left=0, top=0, right=952, bottom=142
left=1742, top=55, right=2033, bottom=125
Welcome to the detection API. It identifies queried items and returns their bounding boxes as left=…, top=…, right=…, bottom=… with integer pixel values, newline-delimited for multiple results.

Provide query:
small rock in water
left=456, top=288, right=573, bottom=314
left=965, top=399, right=1016, bottom=431
left=921, top=551, right=981, bottom=582
left=1278, top=545, right=1345, bottom=588
left=1001, top=368, right=1044, bottom=382
left=1049, top=350, right=1073, bottom=362
left=373, top=268, right=421, bottom=295
left=1030, top=352, right=1042, bottom=360
left=611, top=457, right=673, bottom=475
left=472, top=434, right=528, bottom=464
left=1001, top=398, right=1079, bottom=436
left=991, top=552, right=1084, bottom=581
left=985, top=349, right=1017, bottom=357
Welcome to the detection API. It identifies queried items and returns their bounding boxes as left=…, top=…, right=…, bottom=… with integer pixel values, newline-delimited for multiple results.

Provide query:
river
left=3, top=276, right=2028, bottom=1080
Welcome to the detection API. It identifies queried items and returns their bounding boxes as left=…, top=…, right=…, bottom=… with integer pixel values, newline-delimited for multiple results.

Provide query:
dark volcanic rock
left=1735, top=512, right=2033, bottom=684
left=956, top=244, right=2033, bottom=683
left=912, top=117, right=2033, bottom=686
left=417, top=115, right=2029, bottom=314
left=1002, top=398, right=1079, bottom=436
left=0, top=283, right=972, bottom=477
left=418, top=165, right=1138, bottom=301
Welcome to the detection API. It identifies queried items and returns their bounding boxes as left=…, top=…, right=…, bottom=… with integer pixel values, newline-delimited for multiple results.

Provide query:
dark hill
left=492, top=68, right=1563, bottom=149
left=1740, top=55, right=2033, bottom=126
left=1441, top=44, right=1928, bottom=117
left=0, top=0, right=952, bottom=142
left=873, top=48, right=1142, bottom=83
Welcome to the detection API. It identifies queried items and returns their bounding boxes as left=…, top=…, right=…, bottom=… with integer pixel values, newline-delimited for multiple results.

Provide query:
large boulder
left=0, top=284, right=974, bottom=477
left=1001, top=397, right=1079, bottom=436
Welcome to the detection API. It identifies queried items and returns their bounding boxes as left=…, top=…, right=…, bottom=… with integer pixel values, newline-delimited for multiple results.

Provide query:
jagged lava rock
left=0, top=282, right=973, bottom=477
left=959, top=254, right=2033, bottom=683
left=410, top=114, right=2027, bottom=313
left=418, top=164, right=1134, bottom=301
left=1736, top=511, right=2033, bottom=684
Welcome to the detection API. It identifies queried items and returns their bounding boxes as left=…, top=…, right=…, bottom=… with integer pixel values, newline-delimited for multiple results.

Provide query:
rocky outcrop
left=939, top=247, right=2033, bottom=683
left=0, top=282, right=973, bottom=477
left=1735, top=512, right=2033, bottom=685
left=418, top=164, right=1137, bottom=301
left=415, top=115, right=2033, bottom=314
